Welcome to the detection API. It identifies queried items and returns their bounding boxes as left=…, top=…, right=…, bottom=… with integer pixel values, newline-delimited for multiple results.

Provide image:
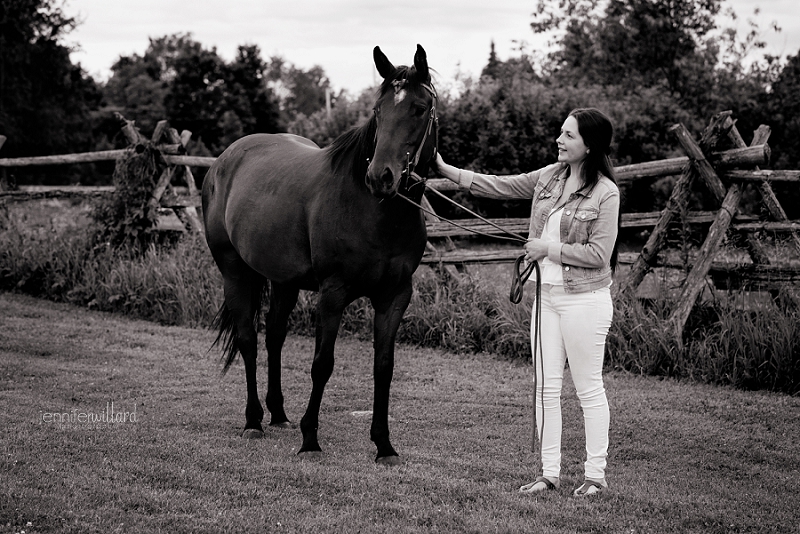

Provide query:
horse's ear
left=373, top=46, right=395, bottom=80
left=414, top=44, right=429, bottom=82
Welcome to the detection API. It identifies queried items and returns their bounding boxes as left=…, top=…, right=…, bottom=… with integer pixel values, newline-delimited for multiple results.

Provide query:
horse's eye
left=373, top=106, right=381, bottom=118
left=412, top=105, right=427, bottom=118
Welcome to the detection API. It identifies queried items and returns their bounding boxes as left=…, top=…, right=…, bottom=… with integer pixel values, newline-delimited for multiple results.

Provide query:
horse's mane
left=327, top=65, right=427, bottom=180
left=327, top=114, right=378, bottom=180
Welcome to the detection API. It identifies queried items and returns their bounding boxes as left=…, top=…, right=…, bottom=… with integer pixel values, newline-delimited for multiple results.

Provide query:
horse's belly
left=240, top=235, right=312, bottom=284
left=309, top=220, right=427, bottom=292
left=226, top=197, right=314, bottom=285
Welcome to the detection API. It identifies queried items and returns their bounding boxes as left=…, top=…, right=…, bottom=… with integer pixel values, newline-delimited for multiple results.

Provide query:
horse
left=201, top=45, right=438, bottom=465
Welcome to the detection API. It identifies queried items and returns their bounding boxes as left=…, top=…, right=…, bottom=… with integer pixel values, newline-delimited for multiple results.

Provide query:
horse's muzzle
left=366, top=167, right=401, bottom=199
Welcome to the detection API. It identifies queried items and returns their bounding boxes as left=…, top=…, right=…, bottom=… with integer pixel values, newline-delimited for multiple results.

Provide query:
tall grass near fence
left=0, top=207, right=221, bottom=326
left=1, top=207, right=797, bottom=394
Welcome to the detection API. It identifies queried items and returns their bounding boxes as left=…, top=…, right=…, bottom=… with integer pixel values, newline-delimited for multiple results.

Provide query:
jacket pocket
left=571, top=207, right=599, bottom=242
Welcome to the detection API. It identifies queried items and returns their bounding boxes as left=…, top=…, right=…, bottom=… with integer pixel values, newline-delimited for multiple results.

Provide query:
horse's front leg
left=369, top=278, right=413, bottom=465
left=298, top=284, right=348, bottom=455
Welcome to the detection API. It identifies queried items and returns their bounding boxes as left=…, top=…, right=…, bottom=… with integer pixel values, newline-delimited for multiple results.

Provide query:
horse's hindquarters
left=205, top=135, right=327, bottom=284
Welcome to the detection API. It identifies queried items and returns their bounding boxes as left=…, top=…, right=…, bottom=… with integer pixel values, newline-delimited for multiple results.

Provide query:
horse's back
left=202, top=133, right=327, bottom=285
left=214, top=133, right=320, bottom=182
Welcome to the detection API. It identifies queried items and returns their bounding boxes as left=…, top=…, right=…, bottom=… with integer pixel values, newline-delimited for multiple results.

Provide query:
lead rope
left=526, top=258, right=544, bottom=453
left=397, top=184, right=546, bottom=455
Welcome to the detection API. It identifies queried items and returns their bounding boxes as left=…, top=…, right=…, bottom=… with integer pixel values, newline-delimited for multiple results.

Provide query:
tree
left=104, top=55, right=167, bottom=135
left=287, top=86, right=374, bottom=148
left=529, top=0, right=785, bottom=113
left=0, top=0, right=101, bottom=182
left=481, top=41, right=502, bottom=79
left=103, top=35, right=283, bottom=154
left=103, top=34, right=198, bottom=140
left=765, top=50, right=800, bottom=219
left=163, top=37, right=228, bottom=151
left=265, top=57, right=331, bottom=123
left=223, top=44, right=282, bottom=139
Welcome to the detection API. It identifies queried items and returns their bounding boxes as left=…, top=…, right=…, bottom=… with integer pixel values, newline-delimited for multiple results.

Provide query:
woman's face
left=556, top=115, right=589, bottom=165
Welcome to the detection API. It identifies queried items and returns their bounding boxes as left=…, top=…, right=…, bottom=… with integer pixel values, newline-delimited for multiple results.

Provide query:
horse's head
left=366, top=44, right=438, bottom=199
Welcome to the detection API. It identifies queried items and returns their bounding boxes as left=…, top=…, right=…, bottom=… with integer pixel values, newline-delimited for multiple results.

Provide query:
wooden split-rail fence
left=2, top=111, right=799, bottom=339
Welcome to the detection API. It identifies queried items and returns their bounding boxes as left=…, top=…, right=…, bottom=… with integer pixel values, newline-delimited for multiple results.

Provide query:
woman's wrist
left=439, top=161, right=461, bottom=184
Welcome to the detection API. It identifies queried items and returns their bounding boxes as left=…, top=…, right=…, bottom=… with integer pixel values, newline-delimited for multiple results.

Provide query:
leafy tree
left=226, top=45, right=282, bottom=137
left=104, top=34, right=196, bottom=141
left=104, top=35, right=283, bottom=154
left=163, top=37, right=228, bottom=151
left=764, top=51, right=800, bottom=217
left=266, top=57, right=331, bottom=123
left=768, top=51, right=800, bottom=169
left=527, top=0, right=780, bottom=122
left=0, top=0, right=101, bottom=184
left=287, top=87, right=374, bottom=148
left=532, top=0, right=721, bottom=85
left=103, top=55, right=167, bottom=135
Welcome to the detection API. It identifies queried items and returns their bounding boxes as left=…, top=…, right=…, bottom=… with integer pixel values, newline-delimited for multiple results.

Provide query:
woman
left=435, top=108, right=620, bottom=497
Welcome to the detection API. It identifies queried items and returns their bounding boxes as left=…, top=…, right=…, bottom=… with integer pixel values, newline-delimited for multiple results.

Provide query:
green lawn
left=1, top=292, right=797, bottom=533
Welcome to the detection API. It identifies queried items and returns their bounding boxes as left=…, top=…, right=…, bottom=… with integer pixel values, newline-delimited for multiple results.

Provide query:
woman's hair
left=569, top=107, right=616, bottom=188
left=569, top=107, right=620, bottom=270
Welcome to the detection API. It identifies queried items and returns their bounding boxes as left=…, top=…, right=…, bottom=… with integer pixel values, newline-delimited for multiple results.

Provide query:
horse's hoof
left=242, top=428, right=264, bottom=439
left=270, top=421, right=296, bottom=429
left=375, top=454, right=402, bottom=467
left=297, top=450, right=323, bottom=460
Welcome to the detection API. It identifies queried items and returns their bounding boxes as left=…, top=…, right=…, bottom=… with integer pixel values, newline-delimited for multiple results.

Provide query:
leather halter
left=402, top=81, right=439, bottom=190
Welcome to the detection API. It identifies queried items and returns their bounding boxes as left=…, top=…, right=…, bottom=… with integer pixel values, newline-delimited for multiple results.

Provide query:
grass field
left=1, top=292, right=797, bottom=533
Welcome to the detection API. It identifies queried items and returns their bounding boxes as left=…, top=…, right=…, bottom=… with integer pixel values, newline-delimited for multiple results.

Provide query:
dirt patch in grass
left=1, top=292, right=798, bottom=533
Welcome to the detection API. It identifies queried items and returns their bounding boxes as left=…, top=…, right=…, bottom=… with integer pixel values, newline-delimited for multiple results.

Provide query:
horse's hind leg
left=263, top=282, right=299, bottom=427
left=217, top=250, right=266, bottom=438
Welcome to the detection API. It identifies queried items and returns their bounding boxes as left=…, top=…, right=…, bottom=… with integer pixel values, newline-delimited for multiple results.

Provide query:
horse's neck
left=326, top=118, right=376, bottom=182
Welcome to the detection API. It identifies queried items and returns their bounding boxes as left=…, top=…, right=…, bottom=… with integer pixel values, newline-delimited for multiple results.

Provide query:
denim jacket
left=454, top=162, right=620, bottom=293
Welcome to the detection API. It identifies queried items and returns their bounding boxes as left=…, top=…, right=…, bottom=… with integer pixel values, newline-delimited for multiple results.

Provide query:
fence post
left=163, top=126, right=203, bottom=233
left=669, top=184, right=741, bottom=338
left=116, top=113, right=147, bottom=146
left=666, top=120, right=743, bottom=339
left=618, top=113, right=733, bottom=296
left=738, top=126, right=800, bottom=254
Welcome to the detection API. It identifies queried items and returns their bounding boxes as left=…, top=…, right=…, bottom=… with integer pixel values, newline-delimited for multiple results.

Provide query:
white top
left=540, top=206, right=564, bottom=285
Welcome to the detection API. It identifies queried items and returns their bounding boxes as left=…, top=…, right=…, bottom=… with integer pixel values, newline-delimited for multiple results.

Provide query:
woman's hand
left=434, top=153, right=460, bottom=183
left=434, top=153, right=446, bottom=173
left=524, top=238, right=549, bottom=263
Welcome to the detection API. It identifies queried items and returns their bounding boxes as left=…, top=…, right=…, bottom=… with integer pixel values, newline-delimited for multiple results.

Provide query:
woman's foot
left=573, top=478, right=607, bottom=496
left=519, top=476, right=559, bottom=494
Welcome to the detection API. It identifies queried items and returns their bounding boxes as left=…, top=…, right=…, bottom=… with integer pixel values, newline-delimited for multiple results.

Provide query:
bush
left=92, top=145, right=164, bottom=251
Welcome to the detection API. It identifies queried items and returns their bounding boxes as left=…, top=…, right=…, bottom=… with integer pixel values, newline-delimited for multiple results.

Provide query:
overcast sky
left=64, top=0, right=800, bottom=94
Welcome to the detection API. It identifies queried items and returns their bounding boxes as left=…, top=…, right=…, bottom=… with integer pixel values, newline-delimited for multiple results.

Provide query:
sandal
left=519, top=476, right=559, bottom=494
left=573, top=478, right=607, bottom=496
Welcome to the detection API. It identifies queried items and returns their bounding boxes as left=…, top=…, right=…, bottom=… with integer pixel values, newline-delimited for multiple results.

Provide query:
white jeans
left=531, top=284, right=613, bottom=481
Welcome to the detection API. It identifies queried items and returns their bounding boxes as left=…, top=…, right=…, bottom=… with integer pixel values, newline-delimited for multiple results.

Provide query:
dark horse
left=202, top=45, right=437, bottom=464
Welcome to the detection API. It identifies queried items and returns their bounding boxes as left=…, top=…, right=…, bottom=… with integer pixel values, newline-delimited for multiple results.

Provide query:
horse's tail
left=211, top=282, right=269, bottom=374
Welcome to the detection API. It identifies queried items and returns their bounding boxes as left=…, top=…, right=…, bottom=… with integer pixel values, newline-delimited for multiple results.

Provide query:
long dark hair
left=570, top=107, right=620, bottom=270
left=570, top=107, right=615, bottom=188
